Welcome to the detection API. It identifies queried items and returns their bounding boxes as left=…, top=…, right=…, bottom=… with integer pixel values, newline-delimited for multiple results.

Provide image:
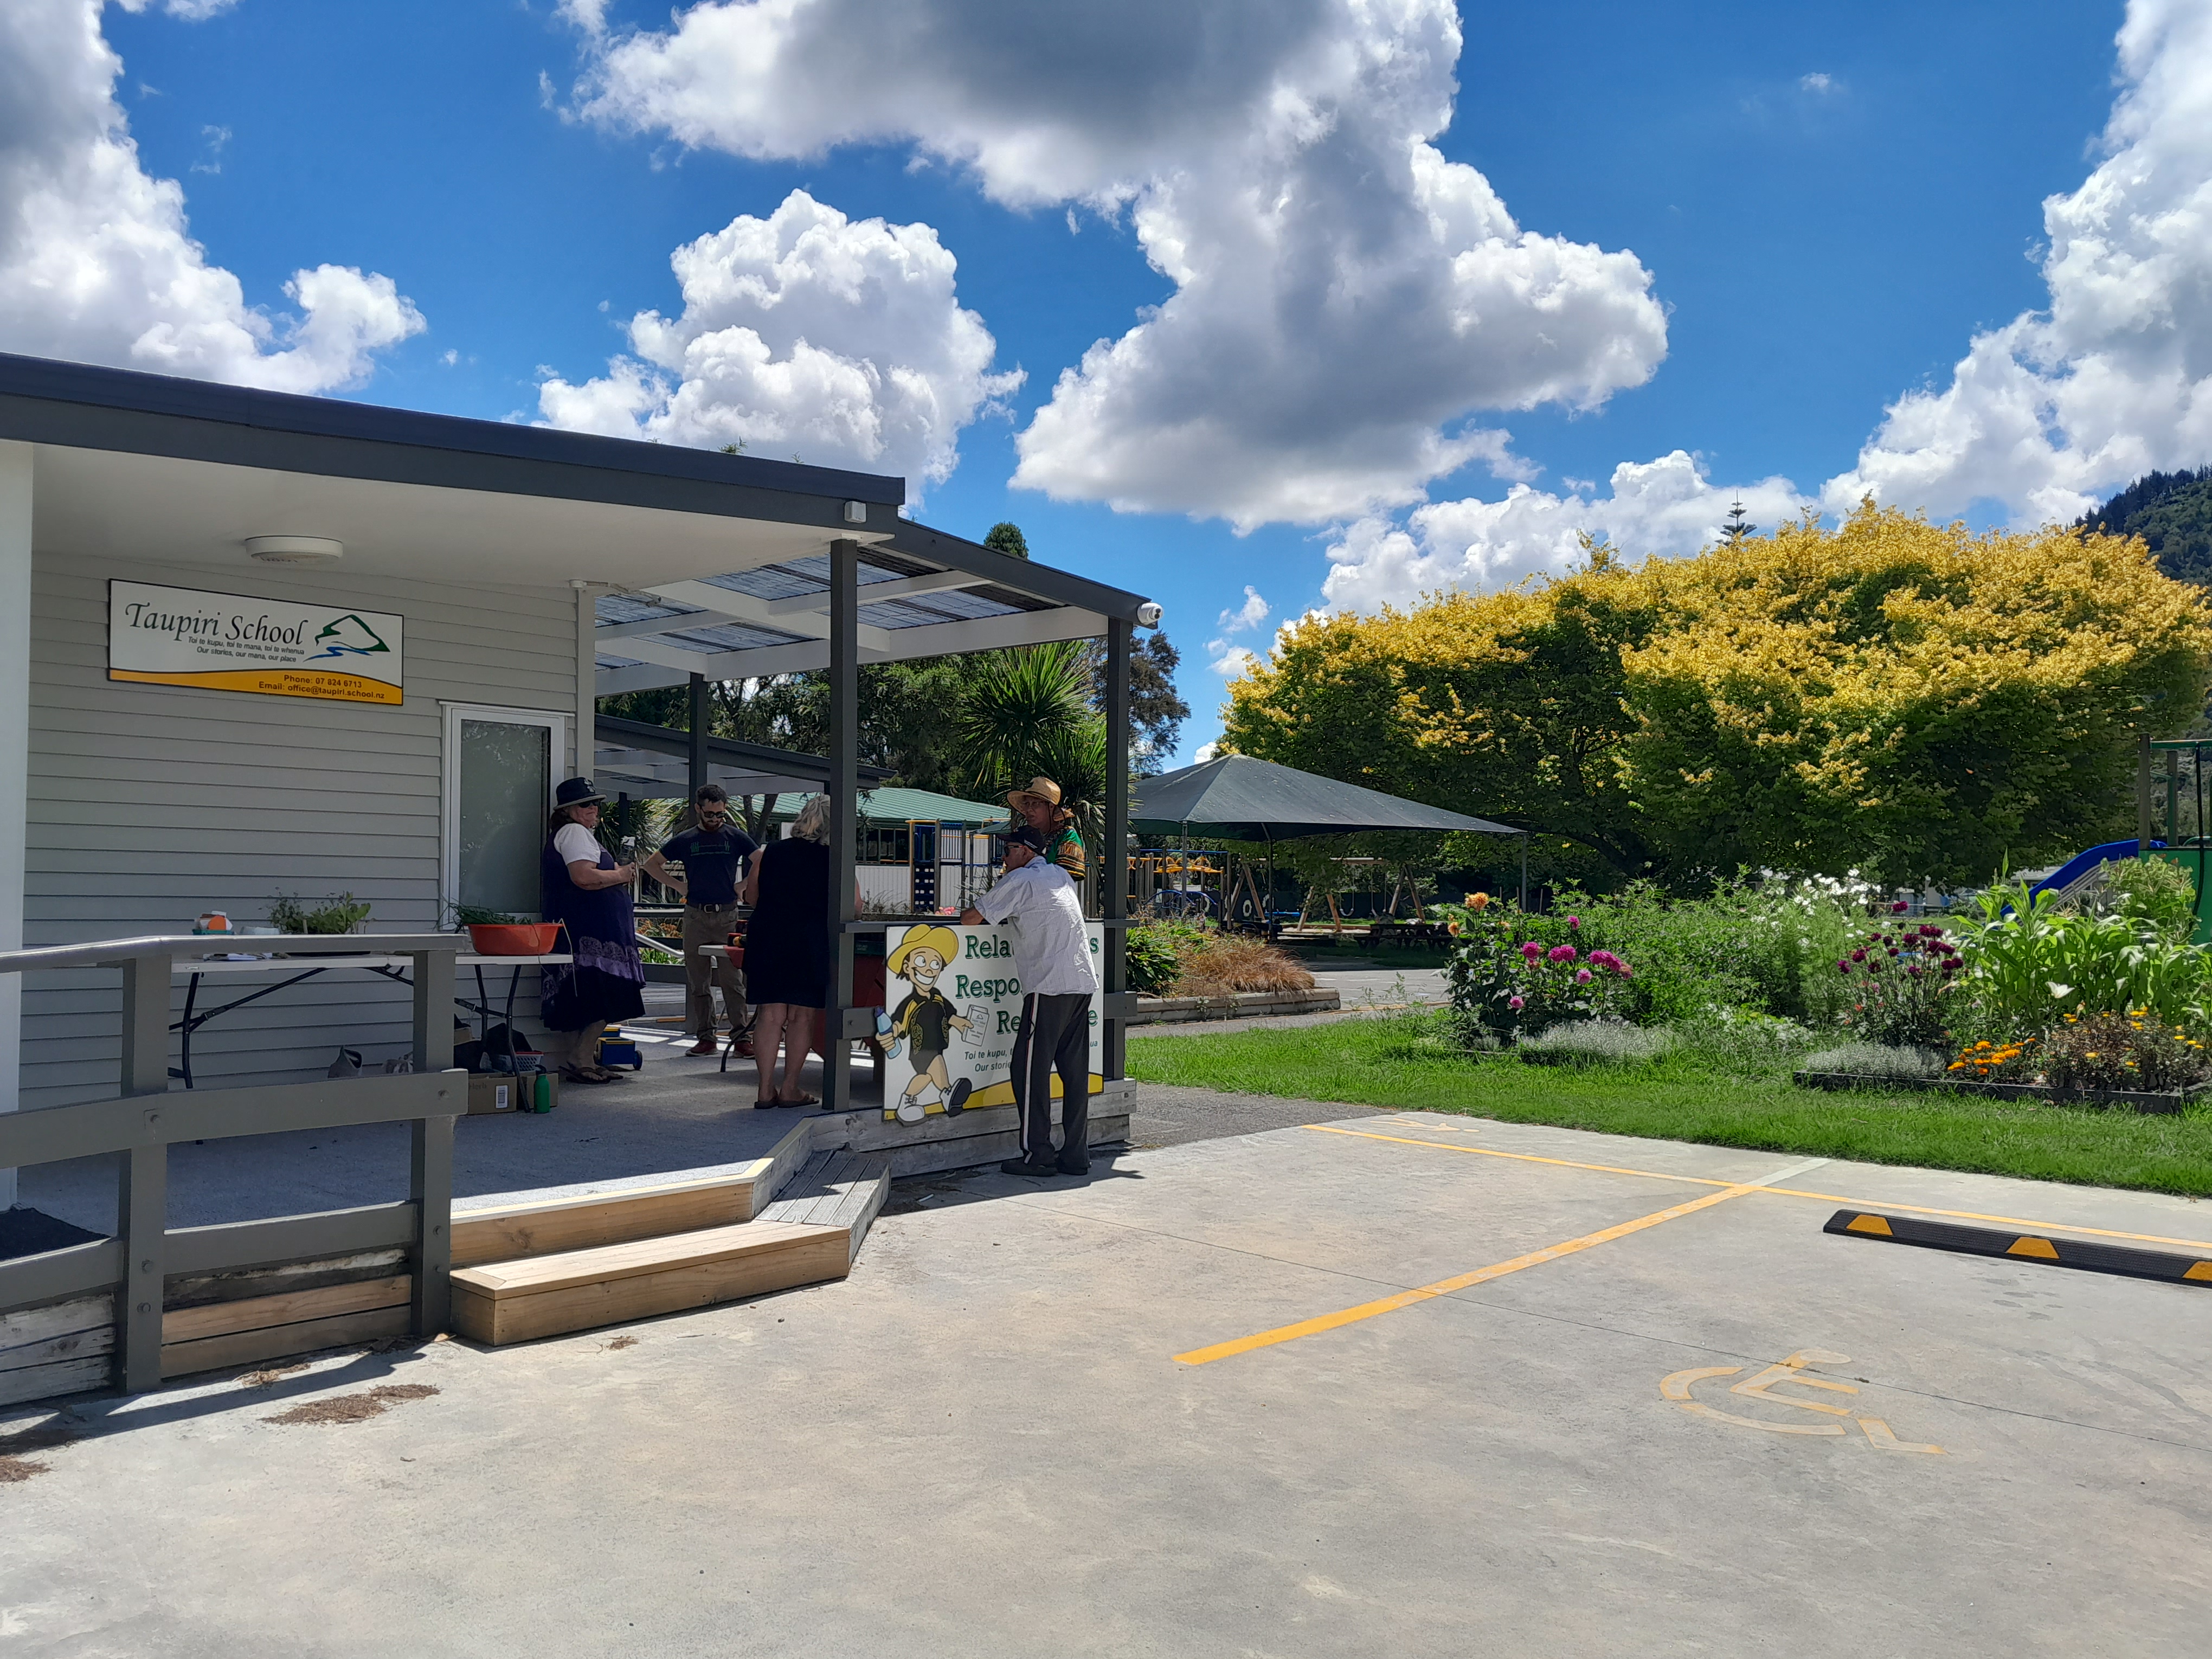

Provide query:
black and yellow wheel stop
left=1826, top=1209, right=2212, bottom=1286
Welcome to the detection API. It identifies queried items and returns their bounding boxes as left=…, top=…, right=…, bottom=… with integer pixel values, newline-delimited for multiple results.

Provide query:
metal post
left=1104, top=618, right=1131, bottom=1082
left=687, top=672, right=710, bottom=811
left=409, top=948, right=456, bottom=1334
left=1519, top=831, right=1530, bottom=911
left=826, top=538, right=860, bottom=1110
left=117, top=950, right=170, bottom=1393
left=2168, top=748, right=2179, bottom=844
left=2139, top=732, right=2154, bottom=854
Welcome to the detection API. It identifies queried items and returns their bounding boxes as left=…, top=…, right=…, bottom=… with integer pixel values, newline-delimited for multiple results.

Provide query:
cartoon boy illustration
left=885, top=924, right=975, bottom=1126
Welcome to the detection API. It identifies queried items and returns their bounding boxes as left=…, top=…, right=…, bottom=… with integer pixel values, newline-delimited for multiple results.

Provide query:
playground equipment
left=2034, top=736, right=2212, bottom=943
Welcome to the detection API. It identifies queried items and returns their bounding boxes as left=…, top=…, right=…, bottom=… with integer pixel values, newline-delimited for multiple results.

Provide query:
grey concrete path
left=7, top=1108, right=2210, bottom=1656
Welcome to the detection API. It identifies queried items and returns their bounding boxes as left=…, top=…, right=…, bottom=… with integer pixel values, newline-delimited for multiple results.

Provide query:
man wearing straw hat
left=1006, top=775, right=1085, bottom=901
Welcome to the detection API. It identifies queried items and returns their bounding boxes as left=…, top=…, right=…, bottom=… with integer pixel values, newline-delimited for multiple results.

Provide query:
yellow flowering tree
left=1220, top=505, right=2212, bottom=886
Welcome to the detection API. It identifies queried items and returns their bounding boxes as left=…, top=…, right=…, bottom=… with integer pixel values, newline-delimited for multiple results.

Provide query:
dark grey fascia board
left=884, top=519, right=1155, bottom=624
left=0, top=351, right=905, bottom=524
left=596, top=714, right=891, bottom=785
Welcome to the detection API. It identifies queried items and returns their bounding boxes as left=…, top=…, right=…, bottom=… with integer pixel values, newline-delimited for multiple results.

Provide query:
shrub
left=1670, top=1008, right=1818, bottom=1075
left=1519, top=1020, right=1672, bottom=1064
left=1953, top=880, right=2212, bottom=1036
left=1831, top=919, right=1964, bottom=1048
left=1439, top=902, right=1635, bottom=1035
left=1124, top=921, right=1187, bottom=995
left=1131, top=923, right=1315, bottom=999
left=1437, top=873, right=1906, bottom=1035
left=2098, top=856, right=2200, bottom=942
left=2041, top=1010, right=2212, bottom=1095
left=1803, top=1041, right=1943, bottom=1081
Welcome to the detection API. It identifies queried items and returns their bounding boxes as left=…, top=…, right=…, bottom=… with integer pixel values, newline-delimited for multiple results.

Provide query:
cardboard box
left=467, top=1072, right=559, bottom=1115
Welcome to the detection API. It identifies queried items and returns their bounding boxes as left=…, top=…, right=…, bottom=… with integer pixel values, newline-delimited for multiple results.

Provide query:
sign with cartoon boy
left=879, top=921, right=1102, bottom=1125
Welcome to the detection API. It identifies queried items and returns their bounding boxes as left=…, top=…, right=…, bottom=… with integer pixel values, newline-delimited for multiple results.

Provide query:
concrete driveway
left=6, top=1109, right=2210, bottom=1656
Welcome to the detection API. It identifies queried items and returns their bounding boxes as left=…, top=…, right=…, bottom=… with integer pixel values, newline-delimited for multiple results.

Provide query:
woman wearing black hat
left=539, top=777, right=644, bottom=1084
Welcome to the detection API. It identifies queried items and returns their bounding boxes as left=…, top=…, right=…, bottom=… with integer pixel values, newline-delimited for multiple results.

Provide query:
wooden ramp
left=448, top=1139, right=891, bottom=1347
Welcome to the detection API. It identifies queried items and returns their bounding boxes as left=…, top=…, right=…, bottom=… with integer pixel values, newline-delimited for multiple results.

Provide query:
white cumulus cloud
left=1217, top=586, right=1269, bottom=634
left=558, top=0, right=1668, bottom=529
left=537, top=189, right=1019, bottom=494
left=0, top=0, right=422, bottom=392
left=1321, top=453, right=1810, bottom=613
left=1825, top=0, right=2212, bottom=525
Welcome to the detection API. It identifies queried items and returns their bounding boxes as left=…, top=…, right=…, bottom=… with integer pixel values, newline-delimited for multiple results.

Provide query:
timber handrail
left=0, top=931, right=467, bottom=1394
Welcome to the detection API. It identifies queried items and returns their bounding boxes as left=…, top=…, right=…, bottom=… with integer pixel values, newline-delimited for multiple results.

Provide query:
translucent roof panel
left=595, top=651, right=647, bottom=669
left=596, top=593, right=704, bottom=625
left=657, top=622, right=813, bottom=652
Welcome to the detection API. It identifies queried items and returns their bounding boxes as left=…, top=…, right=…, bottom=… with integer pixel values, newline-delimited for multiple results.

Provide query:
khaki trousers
left=681, top=902, right=749, bottom=1039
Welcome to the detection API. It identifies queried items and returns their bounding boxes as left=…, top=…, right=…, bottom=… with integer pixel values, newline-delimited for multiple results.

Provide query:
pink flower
left=1566, top=915, right=1581, bottom=930
left=1508, top=995, right=1525, bottom=1011
left=1548, top=944, right=1578, bottom=963
left=1575, top=968, right=1593, bottom=984
left=1521, top=940, right=1542, bottom=960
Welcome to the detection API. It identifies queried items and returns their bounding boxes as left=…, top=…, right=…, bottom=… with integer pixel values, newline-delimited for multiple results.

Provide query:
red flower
left=1850, top=948, right=1867, bottom=962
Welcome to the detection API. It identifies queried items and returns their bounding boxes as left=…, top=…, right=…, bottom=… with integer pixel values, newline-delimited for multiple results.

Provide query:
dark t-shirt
left=896, top=988, right=957, bottom=1054
left=661, top=824, right=759, bottom=908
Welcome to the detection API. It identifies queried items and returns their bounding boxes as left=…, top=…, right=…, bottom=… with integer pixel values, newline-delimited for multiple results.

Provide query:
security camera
left=1135, top=601, right=1163, bottom=627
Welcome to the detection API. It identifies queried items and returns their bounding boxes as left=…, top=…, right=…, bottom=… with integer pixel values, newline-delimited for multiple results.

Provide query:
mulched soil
left=262, top=1384, right=440, bottom=1426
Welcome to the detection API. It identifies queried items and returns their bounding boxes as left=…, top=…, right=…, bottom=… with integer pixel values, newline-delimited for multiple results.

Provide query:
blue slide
left=2030, top=838, right=2165, bottom=900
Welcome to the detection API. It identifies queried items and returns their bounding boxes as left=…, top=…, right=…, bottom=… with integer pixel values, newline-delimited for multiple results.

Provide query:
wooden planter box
left=1791, top=1070, right=2206, bottom=1116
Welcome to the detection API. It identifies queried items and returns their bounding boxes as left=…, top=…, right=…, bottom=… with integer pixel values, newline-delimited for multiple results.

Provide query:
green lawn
left=1126, top=1014, right=2212, bottom=1198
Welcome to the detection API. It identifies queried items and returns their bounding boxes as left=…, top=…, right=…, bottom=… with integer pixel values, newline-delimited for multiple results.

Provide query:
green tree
left=983, top=522, right=1031, bottom=560
left=1225, top=505, right=2212, bottom=888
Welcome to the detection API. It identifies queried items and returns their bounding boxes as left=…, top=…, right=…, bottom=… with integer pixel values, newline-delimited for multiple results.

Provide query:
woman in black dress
left=739, top=794, right=835, bottom=1107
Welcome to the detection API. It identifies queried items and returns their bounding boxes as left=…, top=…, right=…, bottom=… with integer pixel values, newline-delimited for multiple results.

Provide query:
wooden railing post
left=116, top=949, right=171, bottom=1393
left=409, top=948, right=456, bottom=1334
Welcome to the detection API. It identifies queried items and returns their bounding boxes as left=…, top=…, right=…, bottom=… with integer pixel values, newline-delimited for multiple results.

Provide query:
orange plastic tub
left=467, top=922, right=563, bottom=956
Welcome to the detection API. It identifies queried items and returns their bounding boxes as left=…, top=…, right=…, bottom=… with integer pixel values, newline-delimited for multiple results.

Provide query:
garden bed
left=1130, top=988, right=1342, bottom=1025
left=1792, top=1070, right=2204, bottom=1115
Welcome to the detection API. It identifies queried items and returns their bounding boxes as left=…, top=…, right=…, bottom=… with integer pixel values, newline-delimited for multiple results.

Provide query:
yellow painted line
left=1304, top=1124, right=1740, bottom=1189
left=1173, top=1182, right=1761, bottom=1366
left=1307, top=1124, right=2212, bottom=1254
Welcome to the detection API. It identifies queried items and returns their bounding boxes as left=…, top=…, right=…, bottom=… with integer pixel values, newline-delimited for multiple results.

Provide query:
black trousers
left=1012, top=992, right=1092, bottom=1162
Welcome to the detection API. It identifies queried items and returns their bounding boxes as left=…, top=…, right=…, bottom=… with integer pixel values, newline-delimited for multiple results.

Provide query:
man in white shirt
left=961, top=825, right=1100, bottom=1177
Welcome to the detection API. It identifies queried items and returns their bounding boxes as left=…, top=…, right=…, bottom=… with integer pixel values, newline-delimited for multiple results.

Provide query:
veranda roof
left=1131, top=753, right=1515, bottom=840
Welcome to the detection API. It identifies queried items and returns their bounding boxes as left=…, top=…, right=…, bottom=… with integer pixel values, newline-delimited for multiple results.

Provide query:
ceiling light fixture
left=245, top=536, right=344, bottom=564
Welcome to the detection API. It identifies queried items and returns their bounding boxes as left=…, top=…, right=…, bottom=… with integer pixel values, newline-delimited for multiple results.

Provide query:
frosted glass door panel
left=459, top=719, right=550, bottom=917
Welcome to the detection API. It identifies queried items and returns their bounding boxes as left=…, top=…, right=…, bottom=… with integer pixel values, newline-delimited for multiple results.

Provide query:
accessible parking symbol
left=1661, top=1348, right=1943, bottom=1454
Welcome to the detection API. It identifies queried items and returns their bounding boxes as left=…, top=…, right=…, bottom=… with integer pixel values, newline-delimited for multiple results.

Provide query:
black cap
left=555, top=776, right=607, bottom=808
left=1005, top=825, right=1048, bottom=856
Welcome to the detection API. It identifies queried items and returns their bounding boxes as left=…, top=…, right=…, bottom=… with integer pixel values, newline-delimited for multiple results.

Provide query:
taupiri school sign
left=107, top=580, right=404, bottom=705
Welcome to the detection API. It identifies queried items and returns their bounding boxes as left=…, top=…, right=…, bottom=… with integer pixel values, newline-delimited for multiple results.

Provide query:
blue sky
left=20, top=1, right=2196, bottom=761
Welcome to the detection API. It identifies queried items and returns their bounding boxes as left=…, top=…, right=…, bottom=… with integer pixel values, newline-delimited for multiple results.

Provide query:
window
left=442, top=704, right=568, bottom=919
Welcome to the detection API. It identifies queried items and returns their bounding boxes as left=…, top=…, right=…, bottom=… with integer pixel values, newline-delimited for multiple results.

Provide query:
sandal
left=560, top=1065, right=606, bottom=1086
left=775, top=1093, right=819, bottom=1109
left=753, top=1096, right=779, bottom=1110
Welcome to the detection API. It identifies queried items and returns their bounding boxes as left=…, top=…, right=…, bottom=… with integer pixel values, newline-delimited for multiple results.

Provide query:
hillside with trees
left=2079, top=467, right=2212, bottom=583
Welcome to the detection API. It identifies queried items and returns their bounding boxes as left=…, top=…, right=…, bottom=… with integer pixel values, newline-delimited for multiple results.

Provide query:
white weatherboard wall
left=23, top=552, right=578, bottom=1110
left=0, top=447, right=29, bottom=1207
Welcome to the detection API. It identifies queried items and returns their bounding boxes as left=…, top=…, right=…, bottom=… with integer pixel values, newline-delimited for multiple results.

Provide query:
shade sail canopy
left=770, top=785, right=1009, bottom=827
left=1131, top=753, right=1515, bottom=840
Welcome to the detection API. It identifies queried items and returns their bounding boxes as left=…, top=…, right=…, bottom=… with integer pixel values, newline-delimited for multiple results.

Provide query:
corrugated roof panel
left=597, top=594, right=704, bottom=624
left=659, top=621, right=813, bottom=652
left=595, top=651, right=646, bottom=669
left=699, top=567, right=819, bottom=601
